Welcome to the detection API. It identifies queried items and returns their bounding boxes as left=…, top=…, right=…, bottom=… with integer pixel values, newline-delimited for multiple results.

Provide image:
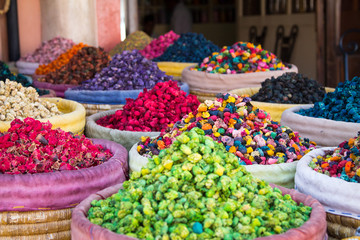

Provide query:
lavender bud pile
left=75, top=50, right=173, bottom=91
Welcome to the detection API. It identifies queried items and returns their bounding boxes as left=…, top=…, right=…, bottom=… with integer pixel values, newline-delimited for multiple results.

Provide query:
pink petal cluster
left=96, top=80, right=200, bottom=132
left=20, top=36, right=75, bottom=64
left=140, top=31, right=180, bottom=60
left=0, top=118, right=113, bottom=175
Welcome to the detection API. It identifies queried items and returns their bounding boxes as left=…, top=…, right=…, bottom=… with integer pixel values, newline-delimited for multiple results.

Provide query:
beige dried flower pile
left=0, top=79, right=61, bottom=121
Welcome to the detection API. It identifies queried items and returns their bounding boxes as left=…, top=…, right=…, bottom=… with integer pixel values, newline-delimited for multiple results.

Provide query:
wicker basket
left=82, top=103, right=124, bottom=117
left=0, top=208, right=72, bottom=239
left=326, top=212, right=359, bottom=239
left=189, top=90, right=217, bottom=102
left=156, top=62, right=195, bottom=79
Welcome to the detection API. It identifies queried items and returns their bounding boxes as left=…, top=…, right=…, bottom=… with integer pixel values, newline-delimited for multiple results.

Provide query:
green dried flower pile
left=88, top=127, right=311, bottom=240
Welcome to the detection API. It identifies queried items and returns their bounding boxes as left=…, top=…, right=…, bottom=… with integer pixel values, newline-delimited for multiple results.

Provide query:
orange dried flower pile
left=35, top=43, right=88, bottom=75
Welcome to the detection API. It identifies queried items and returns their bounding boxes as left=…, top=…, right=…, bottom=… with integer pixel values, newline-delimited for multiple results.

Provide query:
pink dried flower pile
left=0, top=118, right=113, bottom=175
left=139, top=31, right=180, bottom=60
left=96, top=80, right=200, bottom=132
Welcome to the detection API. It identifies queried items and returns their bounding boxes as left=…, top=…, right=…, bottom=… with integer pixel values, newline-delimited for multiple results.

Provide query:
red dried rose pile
left=96, top=81, right=200, bottom=132
left=0, top=118, right=113, bottom=175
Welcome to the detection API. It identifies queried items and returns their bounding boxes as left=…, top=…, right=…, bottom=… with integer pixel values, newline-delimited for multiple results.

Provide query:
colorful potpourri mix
left=138, top=93, right=316, bottom=165
left=310, top=134, right=360, bottom=183
left=192, top=41, right=289, bottom=74
left=88, top=127, right=312, bottom=239
left=0, top=118, right=113, bottom=175
left=96, top=80, right=200, bottom=132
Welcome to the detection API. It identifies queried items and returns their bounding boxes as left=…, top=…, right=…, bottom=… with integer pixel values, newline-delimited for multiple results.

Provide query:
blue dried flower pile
left=153, top=32, right=220, bottom=63
left=297, top=76, right=360, bottom=122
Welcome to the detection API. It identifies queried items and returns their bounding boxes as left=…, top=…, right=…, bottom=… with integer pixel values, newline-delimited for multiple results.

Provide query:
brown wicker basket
left=0, top=231, right=71, bottom=240
left=326, top=212, right=360, bottom=239
left=189, top=90, right=217, bottom=103
left=82, top=103, right=124, bottom=116
left=0, top=208, right=72, bottom=239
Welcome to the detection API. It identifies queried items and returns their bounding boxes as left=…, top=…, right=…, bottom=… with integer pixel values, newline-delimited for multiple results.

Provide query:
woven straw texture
left=326, top=212, right=359, bottom=239
left=82, top=103, right=123, bottom=116
left=189, top=90, right=217, bottom=102
left=0, top=208, right=72, bottom=239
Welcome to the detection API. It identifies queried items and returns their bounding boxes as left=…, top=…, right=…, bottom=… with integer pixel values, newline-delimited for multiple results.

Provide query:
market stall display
left=0, top=118, right=128, bottom=239
left=65, top=50, right=189, bottom=115
left=16, top=37, right=75, bottom=75
left=33, top=46, right=110, bottom=97
left=182, top=42, right=298, bottom=101
left=3, top=27, right=359, bottom=240
left=85, top=80, right=199, bottom=150
left=72, top=128, right=327, bottom=240
left=295, top=135, right=360, bottom=239
left=281, top=76, right=360, bottom=147
left=131, top=93, right=316, bottom=188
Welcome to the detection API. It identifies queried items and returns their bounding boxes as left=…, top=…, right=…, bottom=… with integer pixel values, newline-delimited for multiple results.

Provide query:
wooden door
left=0, top=0, right=9, bottom=62
left=316, top=0, right=360, bottom=87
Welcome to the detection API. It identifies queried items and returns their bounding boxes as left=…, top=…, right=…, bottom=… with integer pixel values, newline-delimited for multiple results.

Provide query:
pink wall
left=0, top=14, right=8, bottom=61
left=15, top=0, right=122, bottom=57
left=17, top=0, right=42, bottom=57
left=96, top=0, right=121, bottom=52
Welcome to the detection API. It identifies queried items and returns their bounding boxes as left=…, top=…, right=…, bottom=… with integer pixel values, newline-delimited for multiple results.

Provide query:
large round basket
left=16, top=61, right=39, bottom=75
left=81, top=103, right=124, bottom=117
left=295, top=147, right=360, bottom=239
left=0, top=139, right=129, bottom=239
left=129, top=142, right=298, bottom=189
left=85, top=109, right=161, bottom=151
left=157, top=62, right=196, bottom=80
left=0, top=98, right=86, bottom=135
left=32, top=74, right=77, bottom=98
left=281, top=105, right=360, bottom=147
left=181, top=64, right=298, bottom=96
left=71, top=183, right=327, bottom=240
left=39, top=89, right=57, bottom=98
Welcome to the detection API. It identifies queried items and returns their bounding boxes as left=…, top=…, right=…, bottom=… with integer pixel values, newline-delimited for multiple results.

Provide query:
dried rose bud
left=0, top=118, right=113, bottom=175
left=96, top=80, right=200, bottom=132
